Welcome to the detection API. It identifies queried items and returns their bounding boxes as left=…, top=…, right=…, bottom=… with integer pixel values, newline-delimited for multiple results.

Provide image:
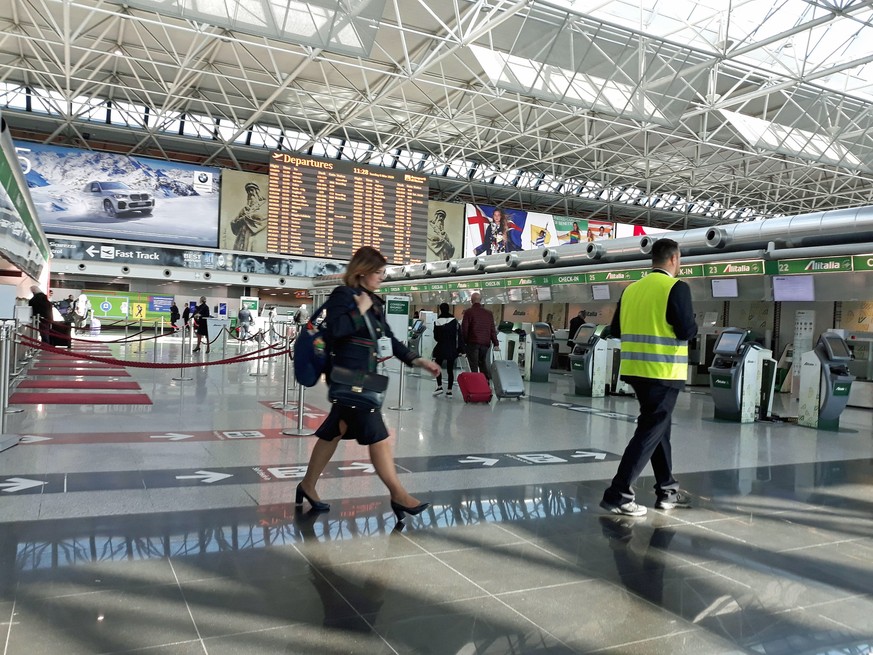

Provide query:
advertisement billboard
left=613, top=222, right=673, bottom=239
left=425, top=201, right=464, bottom=262
left=219, top=170, right=269, bottom=252
left=465, top=205, right=616, bottom=257
left=14, top=141, right=220, bottom=247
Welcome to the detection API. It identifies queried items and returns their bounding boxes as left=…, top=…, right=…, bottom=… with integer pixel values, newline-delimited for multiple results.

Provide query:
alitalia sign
left=704, top=261, right=763, bottom=276
left=773, top=257, right=852, bottom=274
left=587, top=270, right=647, bottom=283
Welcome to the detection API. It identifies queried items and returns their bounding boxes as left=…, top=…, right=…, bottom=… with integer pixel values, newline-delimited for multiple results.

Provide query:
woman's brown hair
left=342, top=246, right=387, bottom=287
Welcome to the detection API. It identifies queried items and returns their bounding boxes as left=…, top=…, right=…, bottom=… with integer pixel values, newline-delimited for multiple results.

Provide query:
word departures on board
left=267, top=153, right=429, bottom=264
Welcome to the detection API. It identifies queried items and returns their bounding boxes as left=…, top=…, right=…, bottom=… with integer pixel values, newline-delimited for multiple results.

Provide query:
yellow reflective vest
left=618, top=272, right=688, bottom=381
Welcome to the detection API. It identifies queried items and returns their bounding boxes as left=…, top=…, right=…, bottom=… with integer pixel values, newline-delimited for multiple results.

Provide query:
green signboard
left=506, top=276, right=550, bottom=287
left=482, top=279, right=507, bottom=289
left=386, top=299, right=409, bottom=315
left=586, top=269, right=647, bottom=283
left=703, top=260, right=764, bottom=276
left=852, top=255, right=873, bottom=272
left=769, top=257, right=852, bottom=275
left=678, top=265, right=704, bottom=278
left=448, top=281, right=480, bottom=290
left=549, top=273, right=586, bottom=285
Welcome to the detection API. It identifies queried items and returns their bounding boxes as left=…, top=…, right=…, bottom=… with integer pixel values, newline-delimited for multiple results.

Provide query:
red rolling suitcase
left=457, top=372, right=492, bottom=403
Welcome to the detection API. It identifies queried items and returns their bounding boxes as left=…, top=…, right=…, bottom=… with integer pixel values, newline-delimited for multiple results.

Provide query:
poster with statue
left=218, top=170, right=269, bottom=253
left=425, top=201, right=464, bottom=262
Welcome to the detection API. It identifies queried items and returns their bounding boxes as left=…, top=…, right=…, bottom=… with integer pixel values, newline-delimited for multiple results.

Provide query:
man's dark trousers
left=603, top=378, right=681, bottom=505
left=466, top=344, right=492, bottom=380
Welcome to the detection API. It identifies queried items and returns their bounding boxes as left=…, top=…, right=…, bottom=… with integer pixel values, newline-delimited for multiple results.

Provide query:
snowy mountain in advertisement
left=14, top=141, right=220, bottom=248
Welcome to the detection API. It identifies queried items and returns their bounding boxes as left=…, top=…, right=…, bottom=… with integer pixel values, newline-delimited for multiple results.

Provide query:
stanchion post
left=389, top=362, right=414, bottom=411
left=1, top=322, right=24, bottom=430
left=282, top=383, right=315, bottom=436
left=222, top=327, right=228, bottom=358
left=10, top=320, right=22, bottom=378
left=249, top=344, right=268, bottom=377
left=172, top=320, right=193, bottom=382
left=271, top=326, right=298, bottom=411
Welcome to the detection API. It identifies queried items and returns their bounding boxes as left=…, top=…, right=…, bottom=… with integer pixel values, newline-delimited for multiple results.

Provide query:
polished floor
left=1, top=332, right=872, bottom=654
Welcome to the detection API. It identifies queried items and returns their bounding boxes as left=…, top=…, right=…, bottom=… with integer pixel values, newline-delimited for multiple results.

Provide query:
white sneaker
left=433, top=387, right=444, bottom=396
left=446, top=390, right=452, bottom=398
left=599, top=499, right=647, bottom=517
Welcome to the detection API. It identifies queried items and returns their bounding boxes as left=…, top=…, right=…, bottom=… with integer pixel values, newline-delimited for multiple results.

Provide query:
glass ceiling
left=551, top=0, right=873, bottom=101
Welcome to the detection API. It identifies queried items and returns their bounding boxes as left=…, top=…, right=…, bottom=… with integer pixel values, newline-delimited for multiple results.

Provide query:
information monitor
left=773, top=275, right=815, bottom=302
left=267, top=152, right=429, bottom=264
left=711, top=278, right=739, bottom=298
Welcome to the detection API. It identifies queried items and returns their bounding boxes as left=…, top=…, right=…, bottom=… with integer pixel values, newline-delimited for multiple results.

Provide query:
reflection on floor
left=1, top=336, right=871, bottom=654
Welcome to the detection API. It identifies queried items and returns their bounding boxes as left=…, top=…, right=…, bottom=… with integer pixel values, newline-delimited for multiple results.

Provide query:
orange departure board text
left=267, top=152, right=428, bottom=264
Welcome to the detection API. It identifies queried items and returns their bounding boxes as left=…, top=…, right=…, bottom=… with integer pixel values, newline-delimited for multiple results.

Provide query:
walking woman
left=432, top=302, right=464, bottom=397
left=296, top=246, right=441, bottom=521
left=192, top=296, right=211, bottom=353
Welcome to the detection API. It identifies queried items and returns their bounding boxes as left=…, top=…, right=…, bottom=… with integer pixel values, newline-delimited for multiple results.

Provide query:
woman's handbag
left=327, top=307, right=389, bottom=411
left=328, top=366, right=389, bottom=411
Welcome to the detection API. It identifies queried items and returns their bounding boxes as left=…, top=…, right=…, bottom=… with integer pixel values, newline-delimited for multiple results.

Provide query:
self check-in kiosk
left=798, top=332, right=856, bottom=431
left=570, top=324, right=608, bottom=397
left=529, top=322, right=554, bottom=382
left=709, top=328, right=777, bottom=422
left=408, top=319, right=427, bottom=357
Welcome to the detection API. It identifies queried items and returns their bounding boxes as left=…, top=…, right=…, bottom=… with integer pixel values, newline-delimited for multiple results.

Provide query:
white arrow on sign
left=337, top=462, right=376, bottom=474
left=458, top=456, right=499, bottom=467
left=572, top=450, right=607, bottom=461
left=150, top=433, right=194, bottom=441
left=0, top=478, right=48, bottom=493
left=175, top=470, right=233, bottom=484
left=85, top=245, right=98, bottom=257
left=19, top=435, right=53, bottom=444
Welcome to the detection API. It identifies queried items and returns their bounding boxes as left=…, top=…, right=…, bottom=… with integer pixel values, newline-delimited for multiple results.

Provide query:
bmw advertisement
left=14, top=141, right=220, bottom=248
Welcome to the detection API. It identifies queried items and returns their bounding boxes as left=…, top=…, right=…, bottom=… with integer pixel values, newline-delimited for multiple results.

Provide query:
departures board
left=267, top=152, right=429, bottom=264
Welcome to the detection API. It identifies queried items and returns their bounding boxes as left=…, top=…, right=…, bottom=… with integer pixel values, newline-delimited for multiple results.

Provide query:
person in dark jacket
left=461, top=292, right=499, bottom=380
left=192, top=296, right=211, bottom=353
left=568, top=310, right=586, bottom=346
left=297, top=246, right=441, bottom=521
left=600, top=239, right=698, bottom=517
left=432, top=302, right=464, bottom=397
left=28, top=285, right=54, bottom=343
left=170, top=302, right=180, bottom=331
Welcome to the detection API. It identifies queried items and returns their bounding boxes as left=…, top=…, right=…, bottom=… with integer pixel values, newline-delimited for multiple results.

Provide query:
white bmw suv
left=84, top=181, right=155, bottom=217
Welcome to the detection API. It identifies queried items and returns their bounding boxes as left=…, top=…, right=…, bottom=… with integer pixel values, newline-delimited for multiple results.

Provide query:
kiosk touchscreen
left=529, top=322, right=554, bottom=382
left=713, top=330, right=746, bottom=357
left=571, top=325, right=597, bottom=349
left=820, top=333, right=852, bottom=361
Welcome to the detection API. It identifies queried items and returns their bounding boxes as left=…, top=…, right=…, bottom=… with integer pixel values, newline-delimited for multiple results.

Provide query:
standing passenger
left=600, top=239, right=697, bottom=516
left=461, top=292, right=499, bottom=380
left=170, top=302, right=180, bottom=331
left=192, top=296, right=211, bottom=353
left=432, top=302, right=464, bottom=397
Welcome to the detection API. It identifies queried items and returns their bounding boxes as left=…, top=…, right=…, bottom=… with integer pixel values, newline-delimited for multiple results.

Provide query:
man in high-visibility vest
left=600, top=238, right=698, bottom=516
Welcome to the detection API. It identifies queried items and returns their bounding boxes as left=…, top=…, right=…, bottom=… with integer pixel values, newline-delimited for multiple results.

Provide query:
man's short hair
left=470, top=292, right=481, bottom=304
left=651, top=238, right=680, bottom=266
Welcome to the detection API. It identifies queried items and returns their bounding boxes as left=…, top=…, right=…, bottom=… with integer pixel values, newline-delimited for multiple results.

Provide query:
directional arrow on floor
left=150, top=433, right=194, bottom=441
left=19, top=435, right=53, bottom=444
left=572, top=450, right=607, bottom=461
left=175, top=470, right=233, bottom=484
left=459, top=456, right=499, bottom=467
left=337, top=462, right=376, bottom=474
left=0, top=477, right=48, bottom=493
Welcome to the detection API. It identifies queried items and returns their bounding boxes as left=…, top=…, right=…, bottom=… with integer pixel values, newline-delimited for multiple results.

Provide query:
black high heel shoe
left=391, top=500, right=430, bottom=522
left=296, top=483, right=330, bottom=512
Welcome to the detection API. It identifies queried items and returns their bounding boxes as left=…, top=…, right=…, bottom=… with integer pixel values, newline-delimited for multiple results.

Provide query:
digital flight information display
left=267, top=152, right=429, bottom=264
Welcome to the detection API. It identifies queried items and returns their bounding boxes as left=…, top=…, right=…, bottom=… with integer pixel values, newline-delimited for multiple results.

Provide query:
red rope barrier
left=19, top=334, right=291, bottom=369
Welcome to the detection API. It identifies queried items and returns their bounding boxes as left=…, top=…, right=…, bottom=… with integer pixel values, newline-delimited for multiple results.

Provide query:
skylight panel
left=720, top=109, right=862, bottom=168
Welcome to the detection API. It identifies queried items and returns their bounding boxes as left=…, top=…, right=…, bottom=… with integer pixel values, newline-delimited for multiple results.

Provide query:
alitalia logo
left=713, top=377, right=730, bottom=388
left=724, top=264, right=751, bottom=273
left=804, top=260, right=842, bottom=271
left=517, top=278, right=533, bottom=285
left=606, top=272, right=627, bottom=280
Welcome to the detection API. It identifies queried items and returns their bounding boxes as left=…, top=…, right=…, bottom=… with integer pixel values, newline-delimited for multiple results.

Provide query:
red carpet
left=29, top=369, right=130, bottom=377
left=9, top=392, right=152, bottom=405
left=17, top=380, right=142, bottom=390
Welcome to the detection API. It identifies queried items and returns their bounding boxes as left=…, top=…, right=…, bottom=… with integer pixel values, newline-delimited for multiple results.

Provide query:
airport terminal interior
left=2, top=0, right=873, bottom=653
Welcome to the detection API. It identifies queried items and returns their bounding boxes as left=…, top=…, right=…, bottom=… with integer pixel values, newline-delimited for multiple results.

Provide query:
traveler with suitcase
left=461, top=292, right=499, bottom=381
